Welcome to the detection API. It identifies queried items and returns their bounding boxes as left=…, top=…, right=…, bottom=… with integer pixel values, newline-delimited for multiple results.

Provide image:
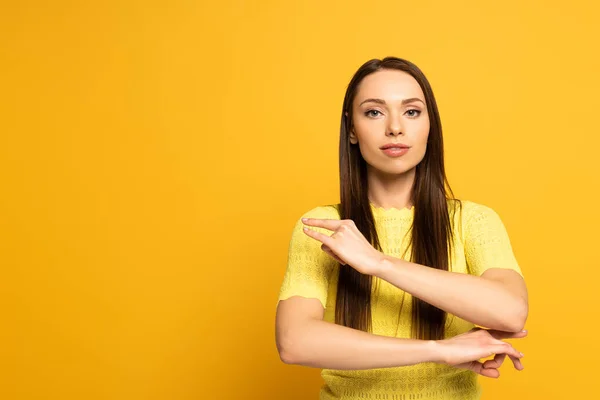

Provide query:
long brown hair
left=336, top=57, right=461, bottom=341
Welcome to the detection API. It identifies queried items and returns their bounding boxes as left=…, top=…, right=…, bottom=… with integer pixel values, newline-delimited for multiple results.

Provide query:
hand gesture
left=301, top=217, right=383, bottom=275
left=437, top=327, right=527, bottom=378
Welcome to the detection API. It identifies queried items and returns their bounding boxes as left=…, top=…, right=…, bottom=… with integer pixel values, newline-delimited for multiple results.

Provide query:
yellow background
left=1, top=1, right=598, bottom=399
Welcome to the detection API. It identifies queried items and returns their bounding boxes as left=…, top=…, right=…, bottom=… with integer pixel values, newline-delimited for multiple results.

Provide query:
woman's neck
left=367, top=167, right=416, bottom=210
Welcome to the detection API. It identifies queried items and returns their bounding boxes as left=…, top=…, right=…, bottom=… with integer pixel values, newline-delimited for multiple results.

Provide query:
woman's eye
left=406, top=109, right=422, bottom=118
left=365, top=110, right=382, bottom=117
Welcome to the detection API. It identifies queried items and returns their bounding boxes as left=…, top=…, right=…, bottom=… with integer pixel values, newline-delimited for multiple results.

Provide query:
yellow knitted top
left=277, top=199, right=524, bottom=400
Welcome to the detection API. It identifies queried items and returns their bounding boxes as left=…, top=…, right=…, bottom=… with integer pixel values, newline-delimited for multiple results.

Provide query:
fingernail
left=302, top=218, right=308, bottom=222
left=522, top=329, right=527, bottom=333
left=520, top=352, right=524, bottom=357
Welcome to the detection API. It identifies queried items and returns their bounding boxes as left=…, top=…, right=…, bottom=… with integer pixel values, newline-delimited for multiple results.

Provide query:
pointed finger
left=302, top=225, right=335, bottom=248
left=302, top=218, right=343, bottom=231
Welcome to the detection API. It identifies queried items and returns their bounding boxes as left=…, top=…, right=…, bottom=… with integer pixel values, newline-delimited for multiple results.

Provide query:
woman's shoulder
left=297, top=203, right=341, bottom=220
left=449, top=198, right=506, bottom=232
left=455, top=199, right=499, bottom=216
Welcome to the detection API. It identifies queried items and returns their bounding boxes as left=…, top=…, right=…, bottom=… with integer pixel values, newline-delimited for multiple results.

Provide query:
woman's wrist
left=423, top=339, right=445, bottom=364
left=372, top=254, right=400, bottom=278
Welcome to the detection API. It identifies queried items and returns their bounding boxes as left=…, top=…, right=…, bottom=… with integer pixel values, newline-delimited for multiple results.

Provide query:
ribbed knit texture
left=277, top=199, right=523, bottom=400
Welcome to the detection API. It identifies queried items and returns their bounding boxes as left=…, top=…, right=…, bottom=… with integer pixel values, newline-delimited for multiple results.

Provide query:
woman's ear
left=345, top=111, right=358, bottom=144
left=349, top=132, right=357, bottom=144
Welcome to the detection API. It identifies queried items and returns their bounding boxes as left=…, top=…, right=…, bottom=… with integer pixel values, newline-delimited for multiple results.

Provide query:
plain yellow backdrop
left=1, top=1, right=598, bottom=399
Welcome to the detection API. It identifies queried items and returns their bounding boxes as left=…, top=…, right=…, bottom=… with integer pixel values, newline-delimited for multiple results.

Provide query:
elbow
left=505, top=300, right=529, bottom=332
left=279, top=348, right=296, bottom=365
left=276, top=315, right=319, bottom=365
left=505, top=319, right=525, bottom=333
left=276, top=332, right=301, bottom=365
left=277, top=341, right=296, bottom=365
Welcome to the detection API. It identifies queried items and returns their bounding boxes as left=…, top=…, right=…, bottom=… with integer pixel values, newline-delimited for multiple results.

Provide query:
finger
left=321, top=244, right=346, bottom=265
left=302, top=218, right=344, bottom=231
left=487, top=329, right=528, bottom=340
left=483, top=353, right=506, bottom=369
left=491, top=343, right=523, bottom=360
left=468, top=361, right=500, bottom=379
left=483, top=353, right=524, bottom=372
left=479, top=366, right=500, bottom=379
left=302, top=226, right=335, bottom=248
left=508, top=354, right=525, bottom=371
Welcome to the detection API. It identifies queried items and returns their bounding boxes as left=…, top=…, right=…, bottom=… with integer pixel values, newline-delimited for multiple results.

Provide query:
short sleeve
left=277, top=206, right=339, bottom=309
left=464, top=202, right=524, bottom=278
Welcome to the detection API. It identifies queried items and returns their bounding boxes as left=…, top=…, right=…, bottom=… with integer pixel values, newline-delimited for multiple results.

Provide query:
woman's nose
left=386, top=113, right=404, bottom=136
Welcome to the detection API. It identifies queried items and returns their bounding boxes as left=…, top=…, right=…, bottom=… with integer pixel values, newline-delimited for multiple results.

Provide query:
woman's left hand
left=301, top=217, right=384, bottom=275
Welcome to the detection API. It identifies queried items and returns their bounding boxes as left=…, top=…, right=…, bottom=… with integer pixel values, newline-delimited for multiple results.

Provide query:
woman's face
left=347, top=69, right=430, bottom=176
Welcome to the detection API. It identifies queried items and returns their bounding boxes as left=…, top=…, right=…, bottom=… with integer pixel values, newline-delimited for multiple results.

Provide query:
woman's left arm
left=374, top=257, right=528, bottom=332
left=375, top=203, right=528, bottom=332
left=301, top=203, right=529, bottom=332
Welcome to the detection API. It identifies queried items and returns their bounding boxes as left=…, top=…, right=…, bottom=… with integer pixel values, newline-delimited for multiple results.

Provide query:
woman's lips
left=381, top=147, right=410, bottom=157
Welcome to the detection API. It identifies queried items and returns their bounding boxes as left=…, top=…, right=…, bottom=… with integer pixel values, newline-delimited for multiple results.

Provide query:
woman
left=275, top=57, right=529, bottom=400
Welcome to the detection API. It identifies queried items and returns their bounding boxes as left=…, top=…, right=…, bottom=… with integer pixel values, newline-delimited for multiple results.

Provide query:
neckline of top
left=369, top=202, right=414, bottom=218
left=332, top=202, right=415, bottom=219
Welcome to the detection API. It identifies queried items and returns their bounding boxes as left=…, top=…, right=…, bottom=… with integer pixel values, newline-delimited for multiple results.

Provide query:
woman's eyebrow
left=359, top=97, right=425, bottom=106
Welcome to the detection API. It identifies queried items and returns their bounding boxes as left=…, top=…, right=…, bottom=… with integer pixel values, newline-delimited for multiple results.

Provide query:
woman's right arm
left=276, top=295, right=526, bottom=375
left=275, top=296, right=440, bottom=370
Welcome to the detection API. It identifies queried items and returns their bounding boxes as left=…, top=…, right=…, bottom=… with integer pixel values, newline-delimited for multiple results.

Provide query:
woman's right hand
left=436, top=327, right=528, bottom=378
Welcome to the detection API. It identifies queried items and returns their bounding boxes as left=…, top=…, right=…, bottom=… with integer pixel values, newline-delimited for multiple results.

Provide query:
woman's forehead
left=355, top=70, right=425, bottom=104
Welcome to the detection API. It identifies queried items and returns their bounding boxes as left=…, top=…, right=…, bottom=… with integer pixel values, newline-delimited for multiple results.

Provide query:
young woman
left=275, top=57, right=529, bottom=400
